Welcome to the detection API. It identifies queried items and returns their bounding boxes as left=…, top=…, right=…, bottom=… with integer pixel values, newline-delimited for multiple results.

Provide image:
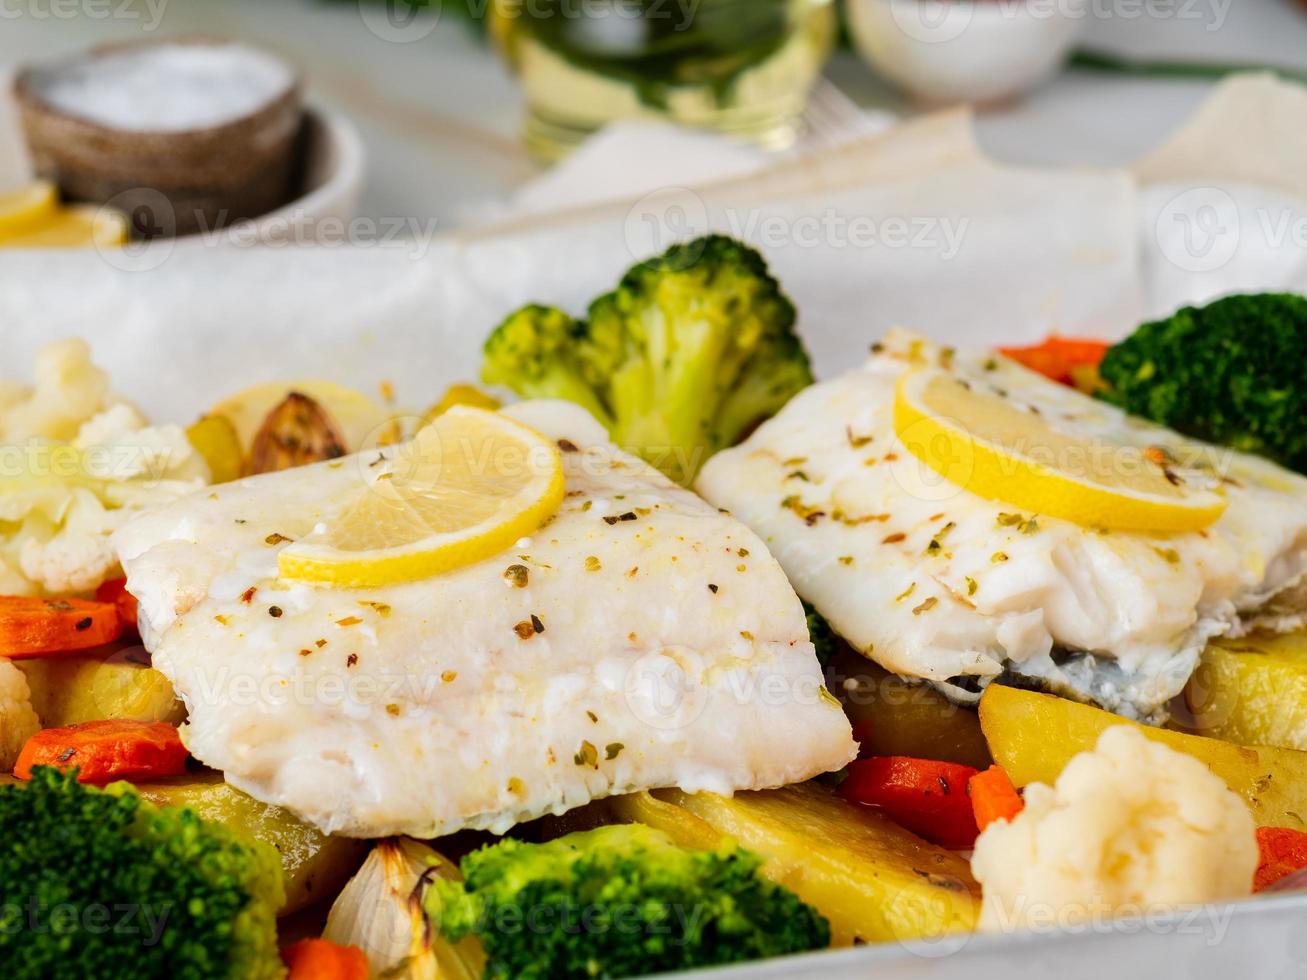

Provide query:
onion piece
left=324, top=837, right=484, bottom=979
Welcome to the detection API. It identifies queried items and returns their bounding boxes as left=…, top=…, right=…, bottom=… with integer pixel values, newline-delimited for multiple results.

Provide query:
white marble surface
left=1, top=0, right=1305, bottom=229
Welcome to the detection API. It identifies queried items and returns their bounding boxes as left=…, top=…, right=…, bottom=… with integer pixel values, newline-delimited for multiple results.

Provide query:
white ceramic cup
left=846, top=0, right=1088, bottom=105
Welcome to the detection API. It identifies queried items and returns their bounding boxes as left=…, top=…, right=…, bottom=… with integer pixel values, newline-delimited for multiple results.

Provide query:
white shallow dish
left=0, top=97, right=363, bottom=247
left=234, top=104, right=364, bottom=246
left=687, top=890, right=1307, bottom=979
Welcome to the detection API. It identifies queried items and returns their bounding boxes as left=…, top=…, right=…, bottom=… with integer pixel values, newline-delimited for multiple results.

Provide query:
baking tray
left=1, top=198, right=1303, bottom=979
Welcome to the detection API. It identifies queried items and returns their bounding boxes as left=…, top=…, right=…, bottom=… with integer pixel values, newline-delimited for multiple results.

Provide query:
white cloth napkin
left=461, top=80, right=895, bottom=225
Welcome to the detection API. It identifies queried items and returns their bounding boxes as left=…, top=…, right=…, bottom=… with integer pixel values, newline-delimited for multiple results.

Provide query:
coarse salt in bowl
left=27, top=41, right=296, bottom=133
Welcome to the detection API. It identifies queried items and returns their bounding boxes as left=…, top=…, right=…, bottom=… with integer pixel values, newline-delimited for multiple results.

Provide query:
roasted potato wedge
left=247, top=392, right=348, bottom=475
left=210, top=380, right=392, bottom=455
left=135, top=772, right=368, bottom=915
left=980, top=683, right=1307, bottom=830
left=422, top=383, right=501, bottom=425
left=832, top=650, right=992, bottom=769
left=17, top=649, right=185, bottom=727
left=185, top=414, right=244, bottom=484
left=1182, top=632, right=1307, bottom=750
left=608, top=783, right=980, bottom=946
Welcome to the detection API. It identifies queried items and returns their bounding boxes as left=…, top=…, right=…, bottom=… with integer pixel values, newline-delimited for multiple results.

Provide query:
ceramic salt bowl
left=14, top=37, right=303, bottom=238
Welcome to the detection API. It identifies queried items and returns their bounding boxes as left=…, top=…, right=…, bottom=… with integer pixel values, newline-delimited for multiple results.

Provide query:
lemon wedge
left=0, top=204, right=128, bottom=248
left=279, top=406, right=565, bottom=588
left=893, top=368, right=1227, bottom=533
left=0, top=181, right=58, bottom=238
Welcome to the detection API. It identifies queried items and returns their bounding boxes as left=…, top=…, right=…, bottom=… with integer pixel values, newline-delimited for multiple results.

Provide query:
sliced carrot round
left=282, top=938, right=369, bottom=980
left=15, top=720, right=189, bottom=784
left=0, top=596, right=123, bottom=659
left=1255, top=826, right=1307, bottom=892
left=95, top=578, right=140, bottom=634
left=969, top=764, right=1024, bottom=832
left=999, top=336, right=1111, bottom=387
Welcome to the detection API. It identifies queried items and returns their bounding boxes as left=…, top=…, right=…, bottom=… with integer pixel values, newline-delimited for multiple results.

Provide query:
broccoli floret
left=0, top=768, right=285, bottom=980
left=427, top=823, right=829, bottom=979
left=803, top=601, right=838, bottom=670
left=1097, top=293, right=1307, bottom=473
left=482, top=236, right=814, bottom=484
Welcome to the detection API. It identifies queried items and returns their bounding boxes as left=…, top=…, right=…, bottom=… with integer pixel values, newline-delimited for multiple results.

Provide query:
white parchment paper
left=0, top=75, right=1303, bottom=425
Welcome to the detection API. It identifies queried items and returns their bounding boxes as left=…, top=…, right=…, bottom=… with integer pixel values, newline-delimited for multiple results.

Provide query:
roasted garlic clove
left=247, top=392, right=348, bottom=475
left=324, top=837, right=484, bottom=979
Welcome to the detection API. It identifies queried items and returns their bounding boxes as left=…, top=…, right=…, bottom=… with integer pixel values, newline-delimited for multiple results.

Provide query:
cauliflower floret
left=0, top=343, right=211, bottom=595
left=18, top=490, right=126, bottom=596
left=73, top=402, right=150, bottom=449
left=74, top=404, right=208, bottom=485
left=0, top=557, right=35, bottom=597
left=0, top=381, right=27, bottom=416
left=971, top=725, right=1256, bottom=933
left=0, top=659, right=40, bottom=772
left=0, top=339, right=114, bottom=442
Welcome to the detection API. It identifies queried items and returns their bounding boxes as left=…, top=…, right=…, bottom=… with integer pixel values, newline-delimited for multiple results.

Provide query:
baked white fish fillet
left=696, top=330, right=1307, bottom=721
left=114, top=400, right=854, bottom=838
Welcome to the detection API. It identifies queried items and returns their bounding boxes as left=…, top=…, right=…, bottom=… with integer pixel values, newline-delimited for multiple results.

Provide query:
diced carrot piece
left=999, top=336, right=1111, bottom=387
left=1255, top=826, right=1307, bottom=892
left=840, top=755, right=980, bottom=849
left=95, top=578, right=139, bottom=634
left=282, top=939, right=369, bottom=980
left=969, top=764, right=1024, bottom=832
left=0, top=595, right=123, bottom=658
left=14, top=720, right=189, bottom=784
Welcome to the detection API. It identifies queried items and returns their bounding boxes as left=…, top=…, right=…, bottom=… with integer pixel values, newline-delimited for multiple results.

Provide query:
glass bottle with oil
left=489, top=0, right=837, bottom=160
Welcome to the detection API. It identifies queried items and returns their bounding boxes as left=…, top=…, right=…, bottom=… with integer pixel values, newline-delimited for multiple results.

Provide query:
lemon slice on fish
left=0, top=180, right=58, bottom=238
left=279, top=407, right=565, bottom=588
left=893, top=367, right=1227, bottom=533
